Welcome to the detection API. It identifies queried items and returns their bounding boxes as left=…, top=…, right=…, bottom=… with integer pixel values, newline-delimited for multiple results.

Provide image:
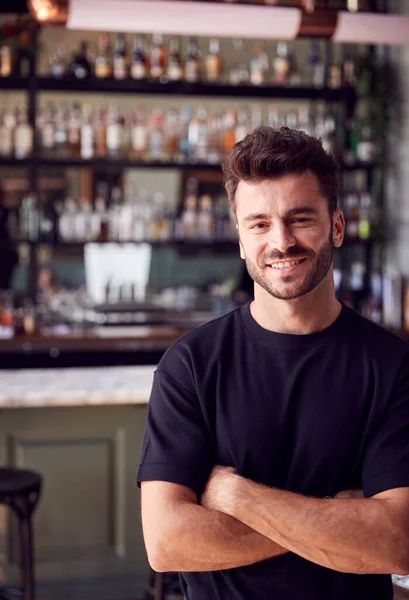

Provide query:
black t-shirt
left=137, top=302, right=409, bottom=600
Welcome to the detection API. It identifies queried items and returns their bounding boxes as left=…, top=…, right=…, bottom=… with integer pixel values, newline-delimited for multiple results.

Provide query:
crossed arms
left=141, top=466, right=409, bottom=575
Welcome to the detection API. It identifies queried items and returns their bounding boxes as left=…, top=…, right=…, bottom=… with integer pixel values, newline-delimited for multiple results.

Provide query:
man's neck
left=250, top=283, right=342, bottom=336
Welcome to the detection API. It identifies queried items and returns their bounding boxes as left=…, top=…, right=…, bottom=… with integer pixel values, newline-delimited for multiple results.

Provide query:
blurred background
left=1, top=1, right=409, bottom=599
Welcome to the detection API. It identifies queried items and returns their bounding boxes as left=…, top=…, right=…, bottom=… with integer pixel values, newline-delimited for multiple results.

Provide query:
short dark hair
left=223, top=126, right=339, bottom=216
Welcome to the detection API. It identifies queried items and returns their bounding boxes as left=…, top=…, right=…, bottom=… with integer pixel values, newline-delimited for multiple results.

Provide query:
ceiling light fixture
left=28, top=0, right=409, bottom=46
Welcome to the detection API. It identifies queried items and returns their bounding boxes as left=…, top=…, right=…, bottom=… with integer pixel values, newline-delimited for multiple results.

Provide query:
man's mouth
left=267, top=258, right=307, bottom=270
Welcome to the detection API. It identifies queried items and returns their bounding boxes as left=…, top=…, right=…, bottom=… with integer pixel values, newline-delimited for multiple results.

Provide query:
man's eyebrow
left=286, top=206, right=320, bottom=217
left=243, top=213, right=270, bottom=224
left=243, top=206, right=320, bottom=224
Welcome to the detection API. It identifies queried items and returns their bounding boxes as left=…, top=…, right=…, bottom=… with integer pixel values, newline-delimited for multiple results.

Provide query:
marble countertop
left=0, top=366, right=156, bottom=408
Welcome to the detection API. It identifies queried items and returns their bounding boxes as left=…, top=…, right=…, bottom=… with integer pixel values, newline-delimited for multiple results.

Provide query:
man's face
left=235, top=171, right=344, bottom=301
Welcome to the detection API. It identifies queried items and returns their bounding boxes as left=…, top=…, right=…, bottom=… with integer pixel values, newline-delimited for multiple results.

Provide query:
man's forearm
left=151, top=501, right=288, bottom=572
left=226, top=478, right=406, bottom=575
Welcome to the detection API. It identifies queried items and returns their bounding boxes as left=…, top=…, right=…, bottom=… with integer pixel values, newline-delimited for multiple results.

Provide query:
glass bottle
left=95, top=33, right=112, bottom=79
left=113, top=33, right=129, bottom=80
left=130, top=35, right=148, bottom=80
left=94, top=107, right=107, bottom=158
left=207, top=115, right=222, bottom=164
left=164, top=109, right=180, bottom=161
left=54, top=105, right=69, bottom=157
left=185, top=38, right=202, bottom=83
left=205, top=39, right=223, bottom=82
left=81, top=106, right=95, bottom=160
left=50, top=44, right=68, bottom=79
left=250, top=42, right=268, bottom=86
left=14, top=107, right=33, bottom=159
left=68, top=102, right=82, bottom=157
left=180, top=180, right=198, bottom=239
left=0, top=109, right=13, bottom=157
left=131, top=106, right=148, bottom=159
left=148, top=109, right=164, bottom=160
left=70, top=41, right=92, bottom=79
left=166, top=37, right=183, bottom=81
left=149, top=34, right=167, bottom=80
left=106, top=104, right=123, bottom=157
left=223, top=110, right=237, bottom=156
left=273, top=42, right=291, bottom=85
left=197, top=194, right=214, bottom=239
left=196, top=107, right=209, bottom=162
left=267, top=104, right=280, bottom=130
left=40, top=103, right=56, bottom=156
left=307, top=40, right=325, bottom=88
left=179, top=106, right=193, bottom=162
left=19, top=193, right=39, bottom=241
left=0, top=46, right=12, bottom=77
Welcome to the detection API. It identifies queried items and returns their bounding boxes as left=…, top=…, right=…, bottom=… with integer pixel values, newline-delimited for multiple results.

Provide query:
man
left=137, top=127, right=409, bottom=600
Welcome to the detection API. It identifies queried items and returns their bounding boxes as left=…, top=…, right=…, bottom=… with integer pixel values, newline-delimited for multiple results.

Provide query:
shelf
left=0, top=156, right=380, bottom=172
left=27, top=240, right=239, bottom=252
left=37, top=77, right=347, bottom=101
left=0, top=76, right=29, bottom=90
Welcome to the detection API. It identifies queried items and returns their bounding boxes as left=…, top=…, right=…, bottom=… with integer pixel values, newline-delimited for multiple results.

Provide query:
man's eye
left=292, top=218, right=311, bottom=224
left=251, top=223, right=268, bottom=230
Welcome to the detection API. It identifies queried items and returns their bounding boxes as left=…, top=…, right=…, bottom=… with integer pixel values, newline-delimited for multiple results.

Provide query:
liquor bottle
left=131, top=35, right=148, bottom=80
left=113, top=33, right=129, bottom=80
left=149, top=34, right=167, bottom=80
left=164, top=110, right=180, bottom=161
left=344, top=192, right=360, bottom=239
left=179, top=179, right=198, bottom=239
left=179, top=106, right=193, bottom=162
left=39, top=103, right=56, bottom=156
left=70, top=41, right=92, bottom=79
left=74, top=197, right=92, bottom=241
left=0, top=109, right=14, bottom=157
left=229, top=38, right=249, bottom=85
left=49, top=44, right=68, bottom=79
left=106, top=105, right=123, bottom=157
left=131, top=106, right=148, bottom=159
left=297, top=105, right=313, bottom=136
left=235, top=108, right=249, bottom=143
left=149, top=109, right=164, bottom=160
left=356, top=104, right=376, bottom=162
left=95, top=33, right=112, bottom=79
left=167, top=37, right=183, bottom=81
left=207, top=116, right=222, bottom=164
left=358, top=192, right=373, bottom=240
left=152, top=192, right=171, bottom=241
left=81, top=106, right=94, bottom=160
left=58, top=197, right=77, bottom=241
left=250, top=43, right=268, bottom=86
left=94, top=107, right=107, bottom=158
left=187, top=109, right=202, bottom=162
left=328, top=64, right=341, bottom=89
left=307, top=40, right=325, bottom=88
left=205, top=39, right=223, bottom=82
left=108, top=186, right=122, bottom=241
left=68, top=103, right=82, bottom=157
left=273, top=42, right=291, bottom=85
left=197, top=194, right=214, bottom=239
left=0, top=46, right=12, bottom=77
left=223, top=109, right=237, bottom=155
left=185, top=38, right=202, bottom=83
left=54, top=106, right=69, bottom=157
left=196, top=107, right=209, bottom=162
left=14, top=106, right=33, bottom=159
left=19, top=193, right=39, bottom=241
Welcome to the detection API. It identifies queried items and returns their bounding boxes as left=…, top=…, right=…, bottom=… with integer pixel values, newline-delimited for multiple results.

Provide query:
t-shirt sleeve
left=136, top=367, right=213, bottom=497
left=363, top=352, right=409, bottom=497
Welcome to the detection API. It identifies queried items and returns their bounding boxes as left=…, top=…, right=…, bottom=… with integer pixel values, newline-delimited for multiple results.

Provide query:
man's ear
left=332, top=210, right=345, bottom=248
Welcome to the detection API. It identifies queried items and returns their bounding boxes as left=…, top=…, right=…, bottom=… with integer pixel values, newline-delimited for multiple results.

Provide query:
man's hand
left=201, top=465, right=239, bottom=513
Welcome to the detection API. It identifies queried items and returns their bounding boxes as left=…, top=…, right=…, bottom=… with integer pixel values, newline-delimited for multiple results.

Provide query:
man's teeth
left=270, top=259, right=303, bottom=270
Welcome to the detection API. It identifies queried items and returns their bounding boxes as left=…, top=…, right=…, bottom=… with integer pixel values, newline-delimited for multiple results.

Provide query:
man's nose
left=268, top=223, right=296, bottom=254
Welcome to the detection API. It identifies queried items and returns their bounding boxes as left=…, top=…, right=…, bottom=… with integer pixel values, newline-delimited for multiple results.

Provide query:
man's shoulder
left=158, top=305, right=244, bottom=373
left=346, top=304, right=409, bottom=355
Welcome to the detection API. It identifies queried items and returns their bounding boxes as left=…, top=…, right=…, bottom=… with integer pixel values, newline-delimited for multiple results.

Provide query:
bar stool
left=144, top=568, right=183, bottom=600
left=0, top=468, right=42, bottom=600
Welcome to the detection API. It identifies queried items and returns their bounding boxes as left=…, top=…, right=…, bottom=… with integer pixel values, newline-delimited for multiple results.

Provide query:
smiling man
left=137, top=127, right=409, bottom=600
